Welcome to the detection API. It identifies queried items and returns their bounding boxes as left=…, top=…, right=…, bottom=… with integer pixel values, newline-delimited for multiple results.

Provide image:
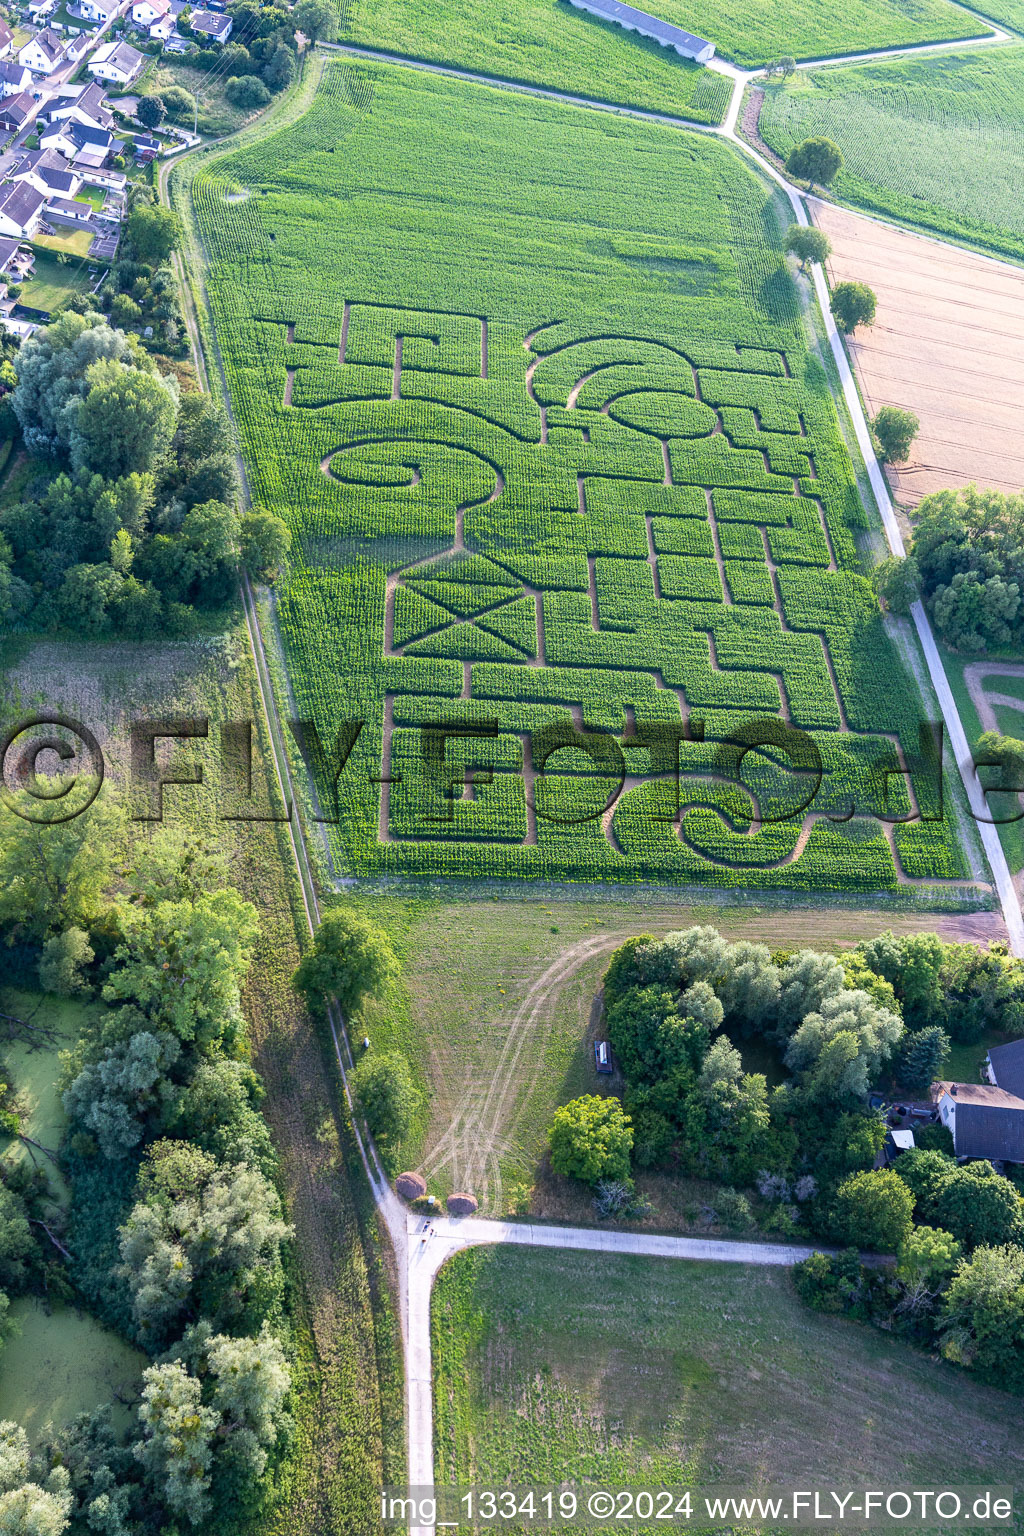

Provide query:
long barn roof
left=571, top=0, right=712, bottom=53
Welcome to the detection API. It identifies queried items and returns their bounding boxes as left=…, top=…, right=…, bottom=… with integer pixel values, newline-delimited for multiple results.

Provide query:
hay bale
left=396, top=1171, right=427, bottom=1201
left=447, top=1191, right=478, bottom=1216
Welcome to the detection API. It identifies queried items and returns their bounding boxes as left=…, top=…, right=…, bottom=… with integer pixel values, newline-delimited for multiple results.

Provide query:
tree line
left=0, top=802, right=293, bottom=1535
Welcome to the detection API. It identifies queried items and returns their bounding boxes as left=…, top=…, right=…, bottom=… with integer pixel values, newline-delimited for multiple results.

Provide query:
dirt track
left=811, top=201, right=1024, bottom=506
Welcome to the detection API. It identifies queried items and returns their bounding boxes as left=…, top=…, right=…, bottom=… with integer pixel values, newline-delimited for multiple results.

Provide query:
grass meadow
left=433, top=1246, right=1024, bottom=1521
left=757, top=45, right=1024, bottom=261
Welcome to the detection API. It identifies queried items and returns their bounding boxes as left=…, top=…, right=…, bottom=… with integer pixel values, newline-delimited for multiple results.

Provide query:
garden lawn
left=433, top=1247, right=1024, bottom=1509
left=32, top=229, right=95, bottom=259
left=758, top=45, right=1024, bottom=262
left=190, top=60, right=976, bottom=894
left=20, top=259, right=92, bottom=314
left=347, top=0, right=985, bottom=79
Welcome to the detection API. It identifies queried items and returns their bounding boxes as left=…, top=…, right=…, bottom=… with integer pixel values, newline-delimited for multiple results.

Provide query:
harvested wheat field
left=812, top=200, right=1024, bottom=506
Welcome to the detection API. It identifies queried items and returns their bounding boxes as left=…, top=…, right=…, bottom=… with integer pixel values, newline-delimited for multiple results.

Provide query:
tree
left=0, top=797, right=123, bottom=943
left=778, top=54, right=796, bottom=76
left=261, top=40, right=295, bottom=91
left=872, top=554, right=919, bottom=615
left=872, top=405, right=919, bottom=464
left=932, top=569, right=1020, bottom=653
left=0, top=1421, right=72, bottom=1536
left=352, top=1051, right=419, bottom=1150
left=11, top=312, right=151, bottom=458
left=774, top=948, right=846, bottom=1036
left=292, top=910, right=399, bottom=1017
left=103, top=887, right=259, bottom=1052
left=894, top=1023, right=949, bottom=1094
left=118, top=1142, right=291, bottom=1345
left=71, top=357, right=178, bottom=478
left=830, top=280, right=876, bottom=334
left=716, top=941, right=779, bottom=1034
left=548, top=1095, right=633, bottom=1185
left=160, top=84, right=196, bottom=121
left=683, top=1037, right=769, bottom=1184
left=206, top=1324, right=291, bottom=1485
left=897, top=1224, right=961, bottom=1291
left=225, top=75, right=272, bottom=110
left=939, top=1244, right=1024, bottom=1388
left=931, top=1161, right=1024, bottom=1250
left=832, top=1169, right=914, bottom=1252
left=133, top=1362, right=218, bottom=1528
left=38, top=926, right=94, bottom=996
left=785, top=136, right=843, bottom=190
left=137, top=94, right=166, bottom=129
left=784, top=989, right=903, bottom=1102
left=293, top=0, right=341, bottom=42
left=892, top=1147, right=956, bottom=1215
left=63, top=1030, right=181, bottom=1159
left=783, top=224, right=830, bottom=273
left=126, top=205, right=183, bottom=266
left=240, top=509, right=290, bottom=581
left=0, top=1186, right=35, bottom=1291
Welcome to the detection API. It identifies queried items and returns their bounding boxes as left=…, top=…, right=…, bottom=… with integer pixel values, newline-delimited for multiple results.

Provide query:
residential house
left=0, top=182, right=46, bottom=238
left=45, top=80, right=115, bottom=132
left=9, top=148, right=82, bottom=199
left=148, top=12, right=177, bottom=39
left=19, top=28, right=68, bottom=75
left=77, top=0, right=118, bottom=19
left=0, top=60, right=33, bottom=98
left=986, top=1039, right=1024, bottom=1098
left=932, top=1079, right=1024, bottom=1165
left=82, top=162, right=126, bottom=193
left=565, top=0, right=714, bottom=61
left=0, top=92, right=36, bottom=131
left=189, top=8, right=231, bottom=39
left=25, top=0, right=56, bottom=22
left=132, top=131, right=160, bottom=160
left=131, top=0, right=168, bottom=22
left=44, top=194, right=93, bottom=226
left=88, top=38, right=144, bottom=83
left=0, top=21, right=15, bottom=58
left=41, top=118, right=120, bottom=168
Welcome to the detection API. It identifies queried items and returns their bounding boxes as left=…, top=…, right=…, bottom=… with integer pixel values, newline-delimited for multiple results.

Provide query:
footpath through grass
left=433, top=1246, right=1024, bottom=1514
left=757, top=45, right=1024, bottom=262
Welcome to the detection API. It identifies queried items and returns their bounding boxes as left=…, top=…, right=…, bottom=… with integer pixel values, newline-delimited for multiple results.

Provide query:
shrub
left=225, top=74, right=272, bottom=110
left=549, top=1095, right=633, bottom=1185
left=832, top=1169, right=915, bottom=1252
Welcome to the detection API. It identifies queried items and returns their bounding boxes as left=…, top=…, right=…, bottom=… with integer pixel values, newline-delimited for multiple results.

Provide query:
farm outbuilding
left=566, top=0, right=715, bottom=62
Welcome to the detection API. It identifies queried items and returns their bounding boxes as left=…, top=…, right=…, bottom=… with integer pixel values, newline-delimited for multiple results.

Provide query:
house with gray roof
left=986, top=1038, right=1024, bottom=1101
left=933, top=1078, right=1024, bottom=1165
left=0, top=181, right=45, bottom=238
left=565, top=0, right=714, bottom=62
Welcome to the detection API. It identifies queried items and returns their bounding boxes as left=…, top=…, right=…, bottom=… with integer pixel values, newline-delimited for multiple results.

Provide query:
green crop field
left=969, top=0, right=1024, bottom=32
left=433, top=1247, right=1024, bottom=1509
left=757, top=45, right=1024, bottom=261
left=345, top=0, right=985, bottom=83
left=188, top=59, right=975, bottom=895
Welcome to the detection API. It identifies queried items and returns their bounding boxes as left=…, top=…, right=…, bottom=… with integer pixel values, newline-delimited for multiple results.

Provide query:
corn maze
left=191, top=61, right=973, bottom=891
